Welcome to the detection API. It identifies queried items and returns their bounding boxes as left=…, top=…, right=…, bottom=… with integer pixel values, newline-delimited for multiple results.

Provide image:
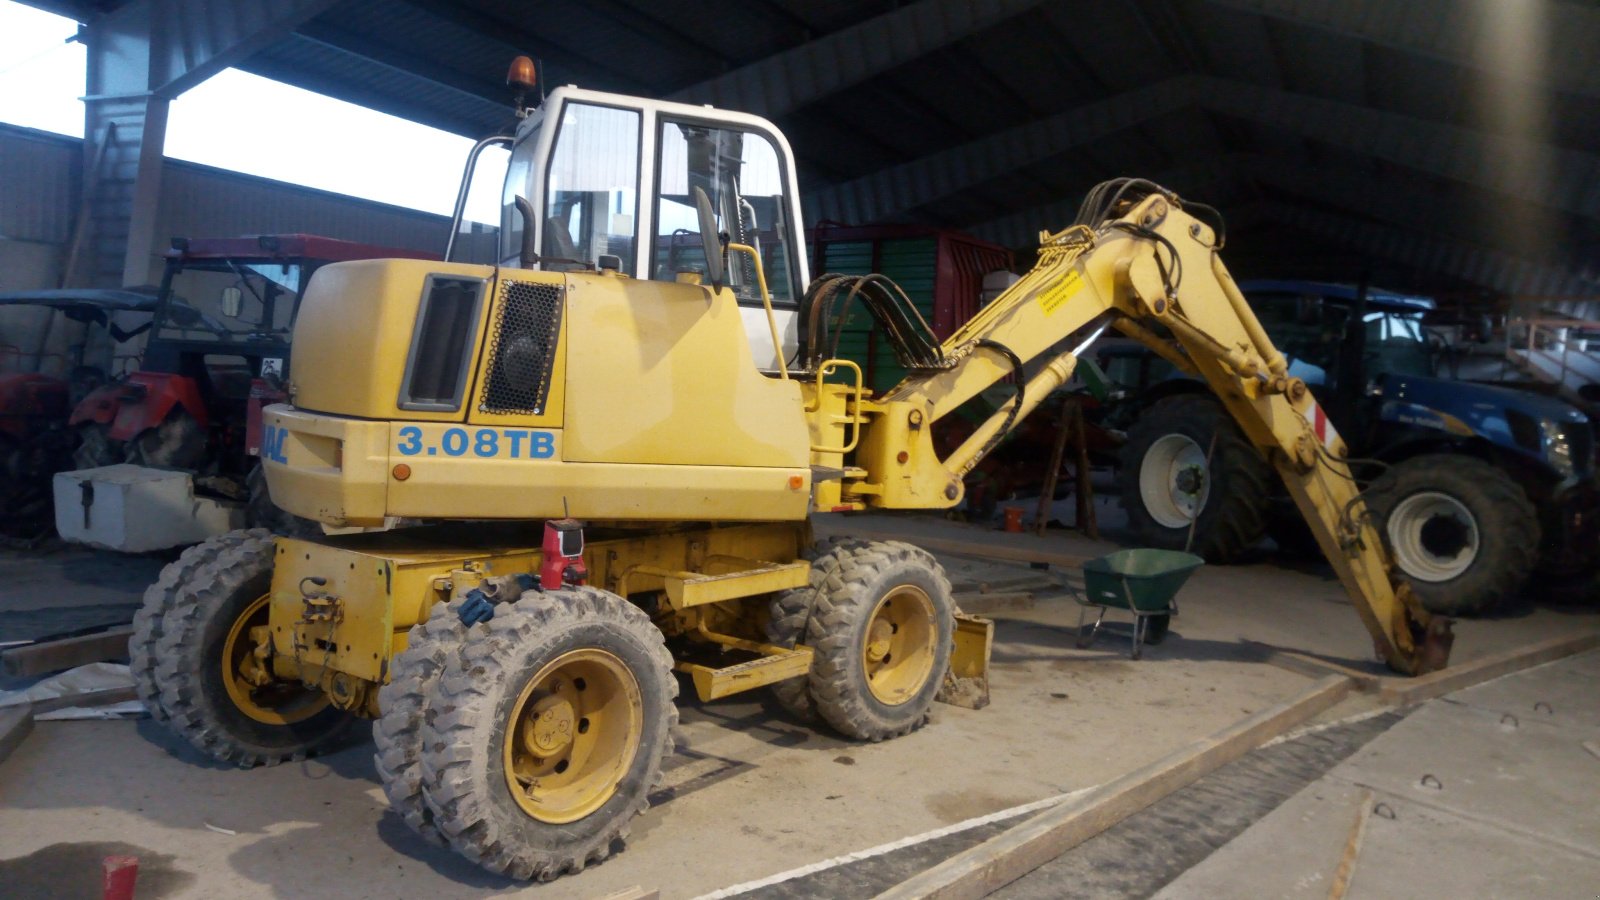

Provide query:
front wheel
left=799, top=540, right=954, bottom=742
left=1366, top=455, right=1538, bottom=616
left=417, top=587, right=677, bottom=881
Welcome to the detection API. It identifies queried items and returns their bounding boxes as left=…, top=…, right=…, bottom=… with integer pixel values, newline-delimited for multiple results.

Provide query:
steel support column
left=76, top=0, right=337, bottom=287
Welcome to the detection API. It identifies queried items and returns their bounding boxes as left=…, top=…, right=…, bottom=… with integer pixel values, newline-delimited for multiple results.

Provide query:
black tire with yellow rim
left=789, top=540, right=954, bottom=742
left=373, top=597, right=470, bottom=846
left=147, top=529, right=353, bottom=766
left=417, top=586, right=677, bottom=881
left=131, top=529, right=255, bottom=724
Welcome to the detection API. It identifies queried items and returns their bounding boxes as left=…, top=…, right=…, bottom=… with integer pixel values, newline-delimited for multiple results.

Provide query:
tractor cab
left=480, top=85, right=810, bottom=369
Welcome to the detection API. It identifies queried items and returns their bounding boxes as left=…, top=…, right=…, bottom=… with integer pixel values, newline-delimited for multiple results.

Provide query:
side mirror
left=693, top=186, right=724, bottom=291
left=220, top=287, right=243, bottom=318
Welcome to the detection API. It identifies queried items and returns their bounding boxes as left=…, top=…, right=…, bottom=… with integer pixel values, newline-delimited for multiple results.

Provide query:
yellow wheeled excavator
left=129, top=61, right=1453, bottom=881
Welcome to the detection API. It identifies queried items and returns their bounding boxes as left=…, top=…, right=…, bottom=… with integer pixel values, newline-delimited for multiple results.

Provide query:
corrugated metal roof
left=38, top=0, right=1600, bottom=295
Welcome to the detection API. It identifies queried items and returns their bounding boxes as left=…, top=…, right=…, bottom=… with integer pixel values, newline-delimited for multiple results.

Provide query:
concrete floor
left=1157, top=650, right=1600, bottom=900
left=0, top=510, right=1596, bottom=898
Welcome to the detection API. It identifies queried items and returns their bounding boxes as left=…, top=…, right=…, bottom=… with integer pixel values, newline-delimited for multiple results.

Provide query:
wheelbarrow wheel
left=1142, top=614, right=1171, bottom=645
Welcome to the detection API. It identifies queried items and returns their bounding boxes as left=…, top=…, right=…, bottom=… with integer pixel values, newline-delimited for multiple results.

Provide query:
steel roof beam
left=805, top=74, right=1600, bottom=229
left=293, top=23, right=509, bottom=109
left=1203, top=0, right=1600, bottom=99
left=90, top=0, right=338, bottom=99
left=805, top=78, right=1193, bottom=226
left=964, top=156, right=1243, bottom=248
left=1198, top=76, right=1600, bottom=222
left=668, top=0, right=1050, bottom=118
left=1265, top=203, right=1599, bottom=296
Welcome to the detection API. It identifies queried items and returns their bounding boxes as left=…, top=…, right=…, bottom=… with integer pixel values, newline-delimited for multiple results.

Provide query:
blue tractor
left=1113, top=280, right=1597, bottom=616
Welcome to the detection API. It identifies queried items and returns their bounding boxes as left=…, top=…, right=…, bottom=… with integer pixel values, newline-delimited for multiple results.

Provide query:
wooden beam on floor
left=875, top=675, right=1355, bottom=900
left=1376, top=631, right=1600, bottom=706
left=0, top=706, right=32, bottom=765
left=1, top=627, right=133, bottom=677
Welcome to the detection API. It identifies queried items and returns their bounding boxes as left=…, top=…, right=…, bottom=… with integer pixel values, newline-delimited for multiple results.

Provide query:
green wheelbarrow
left=1073, top=548, right=1204, bottom=659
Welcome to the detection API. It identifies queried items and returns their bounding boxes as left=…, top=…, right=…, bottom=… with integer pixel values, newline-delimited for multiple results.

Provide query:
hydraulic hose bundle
left=797, top=272, right=952, bottom=373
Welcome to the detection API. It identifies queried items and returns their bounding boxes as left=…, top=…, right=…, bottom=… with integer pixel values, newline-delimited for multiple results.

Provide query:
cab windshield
left=155, top=260, right=301, bottom=343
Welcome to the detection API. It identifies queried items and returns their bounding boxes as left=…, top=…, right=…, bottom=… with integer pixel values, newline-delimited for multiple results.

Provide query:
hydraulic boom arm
left=820, top=180, right=1452, bottom=675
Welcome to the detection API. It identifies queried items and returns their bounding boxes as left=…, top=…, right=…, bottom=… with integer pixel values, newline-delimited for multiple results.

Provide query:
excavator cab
left=495, top=87, right=807, bottom=369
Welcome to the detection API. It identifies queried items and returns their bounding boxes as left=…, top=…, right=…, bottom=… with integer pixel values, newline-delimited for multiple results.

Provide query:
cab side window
left=543, top=104, right=641, bottom=273
left=651, top=119, right=797, bottom=306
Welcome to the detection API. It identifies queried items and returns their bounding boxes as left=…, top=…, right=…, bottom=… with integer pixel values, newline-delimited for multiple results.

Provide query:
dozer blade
left=938, top=612, right=994, bottom=710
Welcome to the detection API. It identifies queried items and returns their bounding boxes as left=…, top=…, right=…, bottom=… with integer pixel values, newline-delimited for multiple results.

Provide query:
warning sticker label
left=1037, top=269, right=1084, bottom=316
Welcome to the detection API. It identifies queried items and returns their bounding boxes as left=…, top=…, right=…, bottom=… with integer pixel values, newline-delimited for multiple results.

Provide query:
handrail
left=725, top=242, right=788, bottom=379
left=808, top=359, right=864, bottom=454
left=1505, top=305, right=1600, bottom=393
left=444, top=135, right=513, bottom=263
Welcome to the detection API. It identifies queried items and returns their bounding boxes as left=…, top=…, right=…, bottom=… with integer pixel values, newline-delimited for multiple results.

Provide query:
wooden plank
left=1377, top=631, right=1600, bottom=706
left=951, top=591, right=1036, bottom=614
left=875, top=675, right=1355, bottom=900
left=28, top=687, right=139, bottom=715
left=0, top=706, right=33, bottom=765
left=1326, top=789, right=1375, bottom=900
left=1253, top=644, right=1384, bottom=692
left=0, top=627, right=133, bottom=677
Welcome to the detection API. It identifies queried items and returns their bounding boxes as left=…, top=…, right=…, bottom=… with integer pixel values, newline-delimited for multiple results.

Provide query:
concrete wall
left=0, top=123, right=455, bottom=377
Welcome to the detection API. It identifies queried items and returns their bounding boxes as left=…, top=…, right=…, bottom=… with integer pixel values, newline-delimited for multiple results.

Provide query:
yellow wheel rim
left=221, top=594, right=330, bottom=726
left=503, top=648, right=644, bottom=825
left=861, top=585, right=937, bottom=706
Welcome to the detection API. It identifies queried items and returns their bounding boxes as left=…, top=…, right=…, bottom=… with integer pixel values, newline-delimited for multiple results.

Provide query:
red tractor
left=0, top=289, right=155, bottom=537
left=52, top=234, right=437, bottom=550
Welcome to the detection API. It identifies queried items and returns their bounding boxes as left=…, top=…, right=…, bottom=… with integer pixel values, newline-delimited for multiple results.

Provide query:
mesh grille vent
left=480, top=281, right=563, bottom=414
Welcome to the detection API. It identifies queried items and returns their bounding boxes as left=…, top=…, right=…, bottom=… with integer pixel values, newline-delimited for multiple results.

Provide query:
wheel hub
left=1139, top=434, right=1211, bottom=528
left=503, top=648, right=643, bottom=825
left=220, top=594, right=330, bottom=726
left=861, top=587, right=937, bottom=706
left=1386, top=491, right=1479, bottom=582
left=525, top=695, right=576, bottom=756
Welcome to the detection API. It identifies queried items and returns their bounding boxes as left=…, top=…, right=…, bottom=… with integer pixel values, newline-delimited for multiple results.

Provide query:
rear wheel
left=147, top=529, right=353, bottom=765
left=417, top=587, right=676, bottom=881
left=1366, top=455, right=1538, bottom=616
left=800, top=541, right=953, bottom=741
left=131, top=529, right=254, bottom=723
left=1119, top=395, right=1271, bottom=561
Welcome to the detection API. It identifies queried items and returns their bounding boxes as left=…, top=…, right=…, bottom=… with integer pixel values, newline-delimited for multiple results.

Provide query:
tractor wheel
left=245, top=464, right=320, bottom=538
left=1119, top=394, right=1272, bottom=561
left=1366, top=455, right=1538, bottom=616
left=417, top=587, right=677, bottom=881
left=147, top=529, right=354, bottom=766
left=131, top=529, right=254, bottom=723
left=72, top=422, right=122, bottom=469
left=799, top=540, right=953, bottom=742
left=764, top=537, right=868, bottom=722
left=374, top=598, right=470, bottom=847
left=128, top=410, right=207, bottom=470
